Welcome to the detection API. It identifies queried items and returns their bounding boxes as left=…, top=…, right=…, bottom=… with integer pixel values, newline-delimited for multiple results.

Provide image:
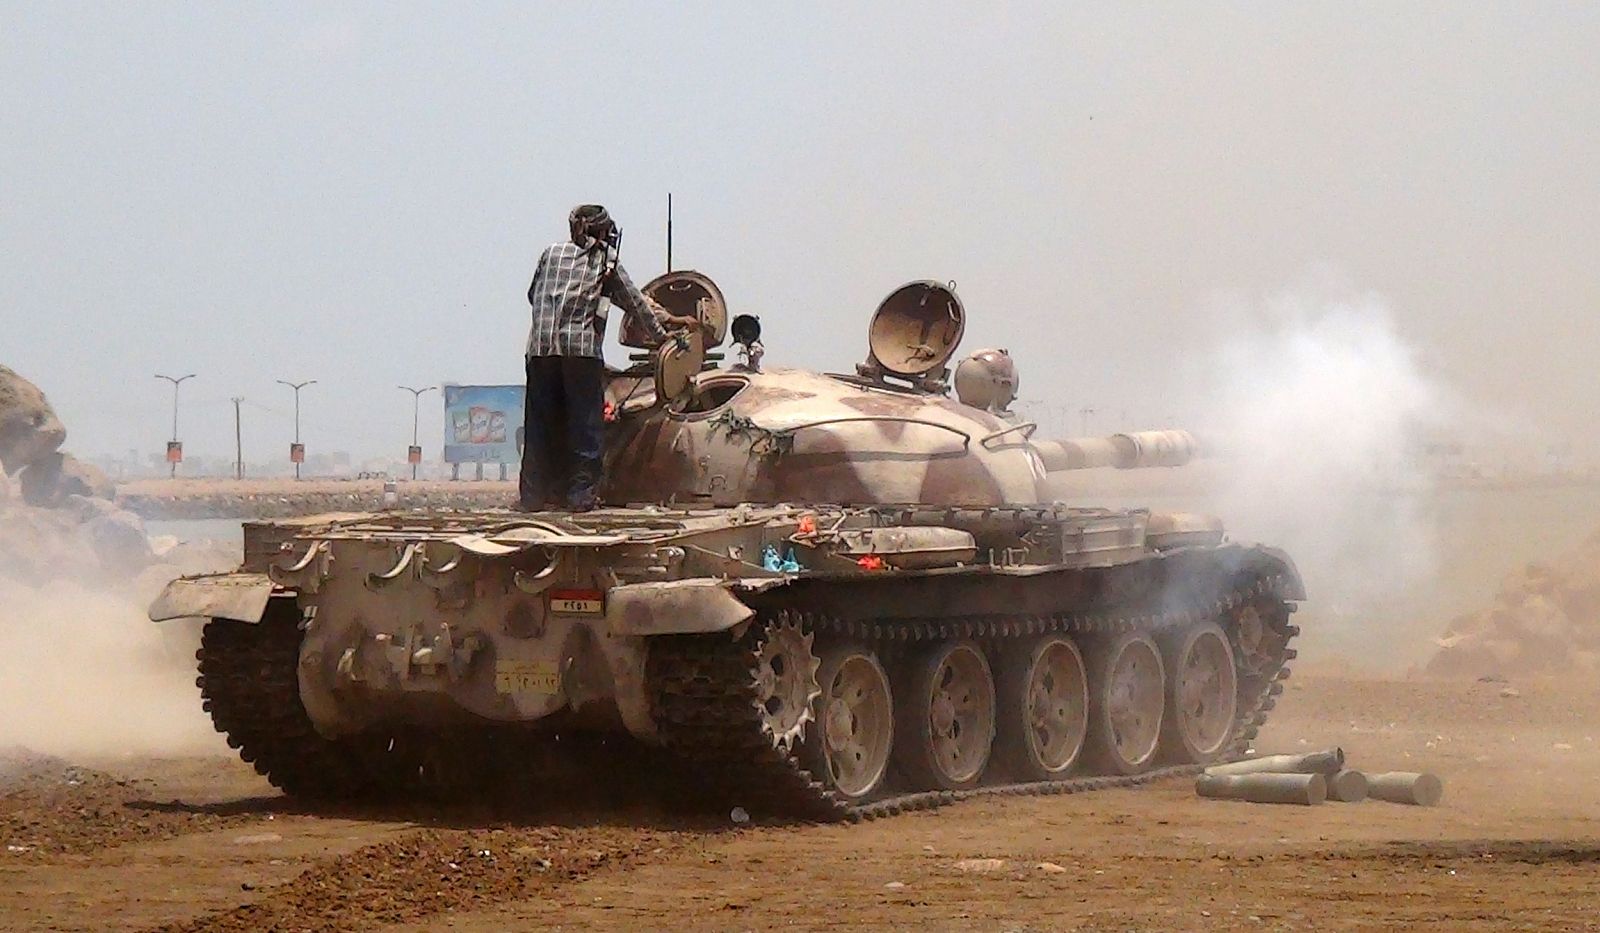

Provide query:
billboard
left=442, top=384, right=525, bottom=465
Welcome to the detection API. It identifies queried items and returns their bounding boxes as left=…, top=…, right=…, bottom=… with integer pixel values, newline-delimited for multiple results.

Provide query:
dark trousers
left=519, top=355, right=605, bottom=509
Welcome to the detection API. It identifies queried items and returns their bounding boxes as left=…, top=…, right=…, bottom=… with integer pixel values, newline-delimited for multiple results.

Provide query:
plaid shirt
left=525, top=240, right=667, bottom=358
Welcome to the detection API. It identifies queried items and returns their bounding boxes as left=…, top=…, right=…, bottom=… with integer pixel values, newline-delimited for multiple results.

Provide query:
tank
left=150, top=273, right=1303, bottom=820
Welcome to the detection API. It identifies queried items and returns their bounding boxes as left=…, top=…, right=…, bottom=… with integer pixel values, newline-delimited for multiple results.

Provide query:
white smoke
left=1191, top=285, right=1459, bottom=666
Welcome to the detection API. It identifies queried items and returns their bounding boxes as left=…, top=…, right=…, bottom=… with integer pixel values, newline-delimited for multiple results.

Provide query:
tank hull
left=162, top=504, right=1301, bottom=819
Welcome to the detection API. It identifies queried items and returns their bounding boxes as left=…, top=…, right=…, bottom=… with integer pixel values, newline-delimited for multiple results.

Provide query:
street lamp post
left=398, top=385, right=437, bottom=480
left=231, top=396, right=244, bottom=480
left=154, top=373, right=196, bottom=478
left=276, top=379, right=317, bottom=479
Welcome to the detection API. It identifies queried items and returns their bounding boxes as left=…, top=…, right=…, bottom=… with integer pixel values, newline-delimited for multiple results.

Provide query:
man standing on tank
left=518, top=204, right=689, bottom=512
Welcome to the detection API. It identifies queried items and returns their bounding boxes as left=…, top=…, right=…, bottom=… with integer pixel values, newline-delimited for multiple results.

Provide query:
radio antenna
left=666, top=192, right=674, bottom=273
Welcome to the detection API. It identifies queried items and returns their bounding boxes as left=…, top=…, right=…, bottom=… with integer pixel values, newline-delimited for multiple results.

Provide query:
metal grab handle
left=416, top=543, right=465, bottom=589
left=268, top=539, right=329, bottom=590
left=366, top=543, right=418, bottom=589
left=513, top=550, right=562, bottom=596
left=779, top=416, right=972, bottom=450
left=276, top=540, right=326, bottom=574
left=421, top=550, right=462, bottom=576
left=979, top=421, right=1038, bottom=449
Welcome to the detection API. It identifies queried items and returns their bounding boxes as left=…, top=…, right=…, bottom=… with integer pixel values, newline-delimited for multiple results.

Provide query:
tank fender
left=148, top=572, right=275, bottom=623
left=606, top=579, right=764, bottom=635
left=1254, top=545, right=1307, bottom=600
left=1185, top=544, right=1304, bottom=601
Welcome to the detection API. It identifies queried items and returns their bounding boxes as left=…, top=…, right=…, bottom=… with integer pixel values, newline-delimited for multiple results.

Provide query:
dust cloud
left=0, top=520, right=226, bottom=760
left=1190, top=283, right=1459, bottom=663
left=0, top=579, right=221, bottom=759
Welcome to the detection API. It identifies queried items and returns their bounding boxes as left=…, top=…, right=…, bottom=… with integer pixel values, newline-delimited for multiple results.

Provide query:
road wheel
left=1161, top=622, right=1238, bottom=763
left=997, top=635, right=1089, bottom=781
left=1084, top=631, right=1165, bottom=775
left=893, top=640, right=996, bottom=791
left=800, top=642, right=894, bottom=802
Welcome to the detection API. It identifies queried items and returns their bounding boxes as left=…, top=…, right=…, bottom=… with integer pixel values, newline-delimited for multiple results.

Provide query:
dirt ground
left=3, top=673, right=1598, bottom=932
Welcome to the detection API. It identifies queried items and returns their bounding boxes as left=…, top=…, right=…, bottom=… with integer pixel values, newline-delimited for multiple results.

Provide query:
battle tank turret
left=605, top=275, right=1203, bottom=508
left=152, top=273, right=1302, bottom=820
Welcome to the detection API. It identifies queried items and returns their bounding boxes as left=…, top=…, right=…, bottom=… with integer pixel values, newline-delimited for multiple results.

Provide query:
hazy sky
left=4, top=3, right=1597, bottom=466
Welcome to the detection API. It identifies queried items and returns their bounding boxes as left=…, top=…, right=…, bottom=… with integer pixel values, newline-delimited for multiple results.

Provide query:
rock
left=18, top=453, right=113, bottom=507
left=1036, top=862, right=1067, bottom=873
left=953, top=858, right=1008, bottom=873
left=17, top=454, right=60, bottom=506
left=1429, top=527, right=1600, bottom=678
left=1512, top=594, right=1566, bottom=640
left=1498, top=686, right=1520, bottom=698
left=61, top=454, right=114, bottom=500
left=0, top=501, right=88, bottom=581
left=64, top=493, right=120, bottom=523
left=0, top=364, right=67, bottom=474
left=86, top=509, right=152, bottom=574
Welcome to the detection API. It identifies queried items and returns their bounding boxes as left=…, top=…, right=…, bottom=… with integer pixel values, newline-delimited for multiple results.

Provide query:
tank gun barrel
left=1034, top=429, right=1199, bottom=472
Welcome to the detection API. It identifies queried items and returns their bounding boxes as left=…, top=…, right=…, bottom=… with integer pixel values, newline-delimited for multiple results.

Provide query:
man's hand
left=644, top=295, right=699, bottom=335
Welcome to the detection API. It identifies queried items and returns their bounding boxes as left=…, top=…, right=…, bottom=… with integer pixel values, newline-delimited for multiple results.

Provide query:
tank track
left=197, top=575, right=1295, bottom=821
left=199, top=608, right=688, bottom=805
left=200, top=607, right=549, bottom=802
left=647, top=571, right=1299, bottom=822
left=197, top=610, right=379, bottom=799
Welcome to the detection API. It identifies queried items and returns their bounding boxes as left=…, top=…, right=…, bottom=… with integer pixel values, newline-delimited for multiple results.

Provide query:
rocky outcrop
left=0, top=365, right=110, bottom=508
left=0, top=362, right=152, bottom=583
left=1427, top=531, right=1600, bottom=678
left=0, top=364, right=67, bottom=476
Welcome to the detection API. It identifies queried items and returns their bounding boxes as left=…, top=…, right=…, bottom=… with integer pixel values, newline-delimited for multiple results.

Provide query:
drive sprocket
left=750, top=612, right=823, bottom=754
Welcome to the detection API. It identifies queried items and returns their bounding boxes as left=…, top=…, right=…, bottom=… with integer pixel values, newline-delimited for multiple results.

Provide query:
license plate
left=549, top=588, right=604, bottom=614
left=494, top=659, right=560, bottom=695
